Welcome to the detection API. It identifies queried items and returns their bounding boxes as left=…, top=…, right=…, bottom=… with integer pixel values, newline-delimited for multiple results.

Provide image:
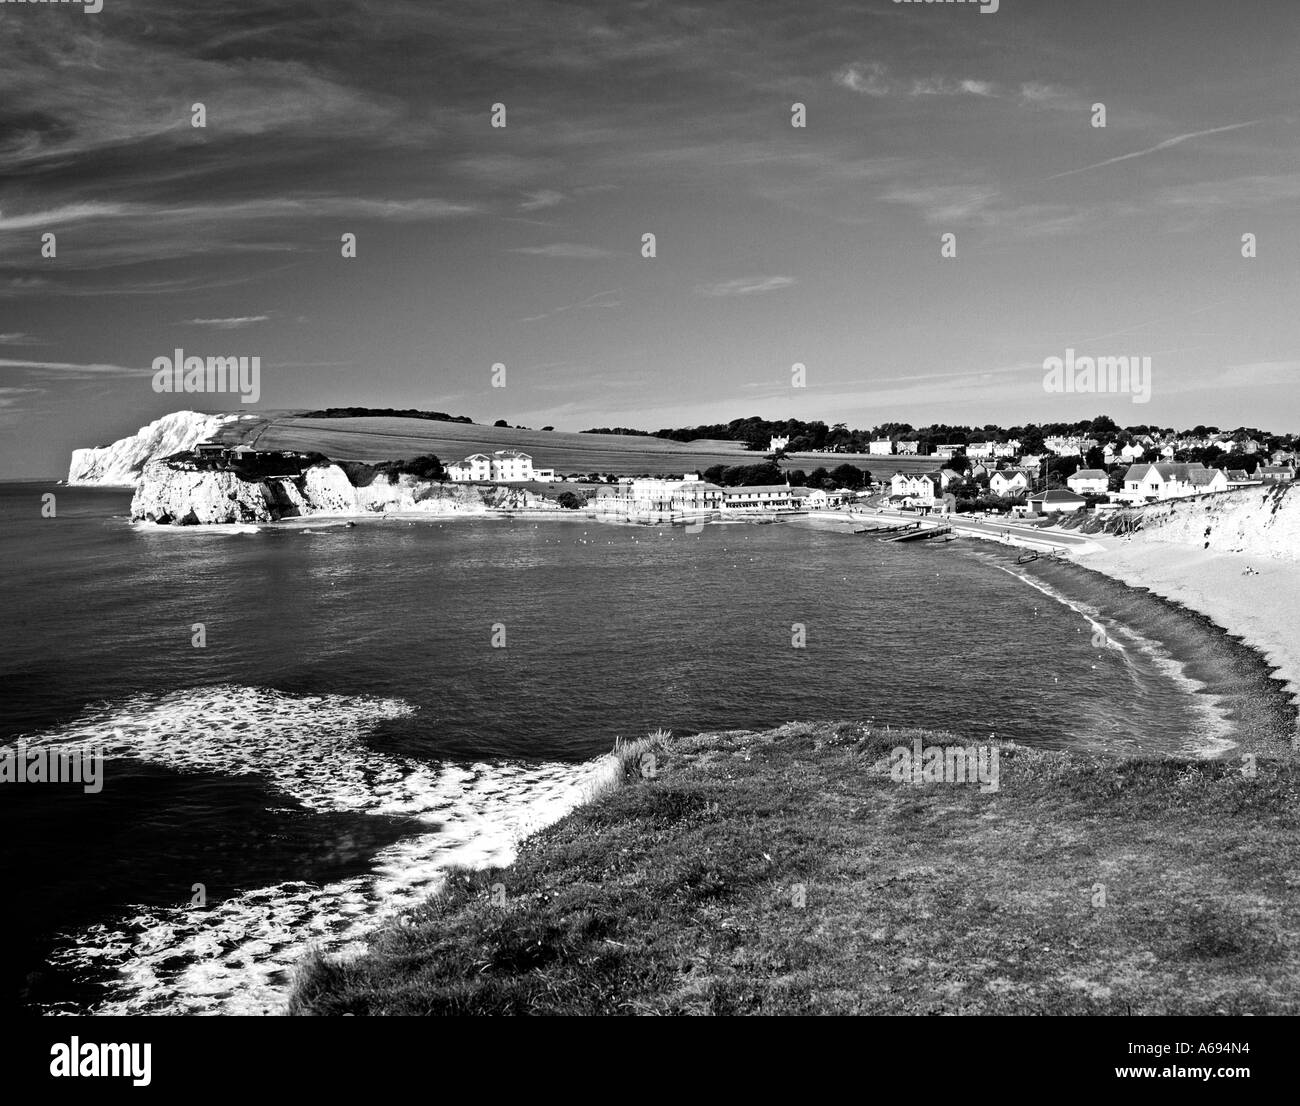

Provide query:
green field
left=241, top=416, right=947, bottom=478
left=290, top=722, right=1300, bottom=1015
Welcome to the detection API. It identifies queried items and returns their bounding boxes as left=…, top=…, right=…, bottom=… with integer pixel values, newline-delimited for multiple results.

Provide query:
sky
left=1, top=0, right=1298, bottom=477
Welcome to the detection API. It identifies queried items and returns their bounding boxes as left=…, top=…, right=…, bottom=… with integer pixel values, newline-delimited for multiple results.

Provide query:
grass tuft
left=289, top=721, right=1300, bottom=1016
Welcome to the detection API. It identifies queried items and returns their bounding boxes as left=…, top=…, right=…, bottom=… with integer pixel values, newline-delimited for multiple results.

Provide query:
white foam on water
left=14, top=686, right=617, bottom=1016
left=131, top=521, right=263, bottom=535
left=995, top=564, right=1236, bottom=758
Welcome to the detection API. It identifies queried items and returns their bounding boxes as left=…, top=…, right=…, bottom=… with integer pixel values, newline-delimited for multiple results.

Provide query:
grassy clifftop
left=289, top=722, right=1300, bottom=1016
left=244, top=415, right=947, bottom=478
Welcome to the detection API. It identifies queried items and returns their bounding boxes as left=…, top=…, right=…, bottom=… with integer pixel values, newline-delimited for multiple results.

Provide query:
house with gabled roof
left=889, top=471, right=942, bottom=506
left=447, top=450, right=537, bottom=483
left=1066, top=468, right=1109, bottom=496
left=1115, top=462, right=1227, bottom=504
left=989, top=468, right=1033, bottom=498
left=1028, top=489, right=1087, bottom=515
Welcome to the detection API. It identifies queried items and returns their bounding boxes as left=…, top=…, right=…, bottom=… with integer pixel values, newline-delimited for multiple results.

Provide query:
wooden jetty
left=879, top=524, right=952, bottom=544
left=853, top=521, right=918, bottom=536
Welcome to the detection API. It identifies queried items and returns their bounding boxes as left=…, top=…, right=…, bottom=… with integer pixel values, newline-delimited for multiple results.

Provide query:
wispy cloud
left=1150, top=173, right=1300, bottom=210
left=910, top=77, right=995, bottom=98
left=0, top=203, right=131, bottom=232
left=1, top=264, right=304, bottom=299
left=0, top=359, right=150, bottom=377
left=696, top=276, right=796, bottom=297
left=0, top=386, right=42, bottom=407
left=179, top=316, right=270, bottom=329
left=836, top=62, right=891, bottom=97
left=1017, top=82, right=1088, bottom=111
left=1045, top=121, right=1261, bottom=181
left=508, top=242, right=614, bottom=259
left=0, top=196, right=476, bottom=235
left=880, top=184, right=1001, bottom=225
left=518, top=190, right=565, bottom=211
left=837, top=64, right=997, bottom=100
left=0, top=333, right=44, bottom=346
left=516, top=288, right=621, bottom=323
left=0, top=197, right=476, bottom=274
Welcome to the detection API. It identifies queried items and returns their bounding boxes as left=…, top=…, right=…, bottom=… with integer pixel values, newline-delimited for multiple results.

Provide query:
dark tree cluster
left=301, top=407, right=473, bottom=423
left=341, top=454, right=446, bottom=486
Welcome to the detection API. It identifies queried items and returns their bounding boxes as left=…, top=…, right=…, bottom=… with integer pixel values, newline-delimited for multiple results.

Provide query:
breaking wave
left=992, top=563, right=1236, bottom=758
left=12, top=686, right=616, bottom=1015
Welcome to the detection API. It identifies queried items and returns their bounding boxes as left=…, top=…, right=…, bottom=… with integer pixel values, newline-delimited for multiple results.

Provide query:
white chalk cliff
left=1123, top=482, right=1300, bottom=562
left=131, top=460, right=547, bottom=525
left=68, top=410, right=245, bottom=487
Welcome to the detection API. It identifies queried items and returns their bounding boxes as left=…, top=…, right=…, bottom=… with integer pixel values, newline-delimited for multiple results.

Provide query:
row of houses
left=888, top=468, right=1092, bottom=515
left=598, top=474, right=723, bottom=511
left=1017, top=462, right=1293, bottom=502
left=1112, top=462, right=1293, bottom=504
left=775, top=431, right=1298, bottom=469
left=770, top=435, right=925, bottom=456
left=595, top=475, right=850, bottom=514
left=964, top=440, right=1023, bottom=460
left=893, top=468, right=1039, bottom=499
left=868, top=439, right=924, bottom=456
left=889, top=459, right=1297, bottom=514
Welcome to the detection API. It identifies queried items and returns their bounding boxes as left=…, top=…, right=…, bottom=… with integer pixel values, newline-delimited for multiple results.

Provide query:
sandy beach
left=1071, top=537, right=1300, bottom=734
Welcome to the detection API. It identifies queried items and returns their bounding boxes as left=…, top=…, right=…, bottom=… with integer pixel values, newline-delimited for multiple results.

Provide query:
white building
left=799, top=488, right=848, bottom=509
left=447, top=453, right=493, bottom=482
left=1066, top=469, right=1109, bottom=496
left=869, top=440, right=894, bottom=456
left=895, top=440, right=921, bottom=455
left=1028, top=489, right=1087, bottom=515
left=720, top=484, right=797, bottom=509
left=600, top=475, right=724, bottom=512
left=1044, top=436, right=1098, bottom=457
left=492, top=449, right=532, bottom=482
left=890, top=472, right=942, bottom=505
left=769, top=435, right=790, bottom=452
left=1114, top=463, right=1228, bottom=505
left=448, top=449, right=535, bottom=483
left=989, top=469, right=1033, bottom=497
left=1104, top=442, right=1142, bottom=464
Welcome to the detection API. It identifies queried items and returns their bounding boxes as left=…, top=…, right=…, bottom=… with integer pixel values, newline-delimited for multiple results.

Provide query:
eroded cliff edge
left=131, top=454, right=546, bottom=525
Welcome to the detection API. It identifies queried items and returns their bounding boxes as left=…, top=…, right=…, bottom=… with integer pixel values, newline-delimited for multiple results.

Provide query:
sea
left=0, top=481, right=1292, bottom=1016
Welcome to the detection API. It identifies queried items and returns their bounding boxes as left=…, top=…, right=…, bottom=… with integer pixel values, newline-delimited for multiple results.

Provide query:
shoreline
left=1069, top=537, right=1300, bottom=740
left=831, top=504, right=1300, bottom=747
left=124, top=499, right=1300, bottom=747
left=44, top=483, right=1300, bottom=1015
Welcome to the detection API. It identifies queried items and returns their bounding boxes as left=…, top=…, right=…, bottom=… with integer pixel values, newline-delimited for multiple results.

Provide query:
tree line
left=583, top=415, right=1294, bottom=455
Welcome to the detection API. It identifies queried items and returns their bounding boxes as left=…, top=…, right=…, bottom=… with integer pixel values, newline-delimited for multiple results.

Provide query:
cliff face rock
left=68, top=411, right=245, bottom=487
left=1125, top=483, right=1300, bottom=562
left=131, top=460, right=549, bottom=524
left=131, top=461, right=286, bottom=524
